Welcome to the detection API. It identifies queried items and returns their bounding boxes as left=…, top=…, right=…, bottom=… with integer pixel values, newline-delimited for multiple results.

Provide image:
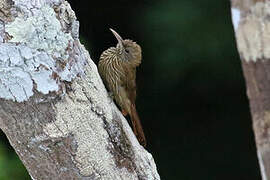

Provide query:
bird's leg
left=121, top=109, right=128, bottom=116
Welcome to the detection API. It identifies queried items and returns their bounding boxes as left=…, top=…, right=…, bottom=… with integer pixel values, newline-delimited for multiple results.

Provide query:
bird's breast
left=99, top=48, right=127, bottom=90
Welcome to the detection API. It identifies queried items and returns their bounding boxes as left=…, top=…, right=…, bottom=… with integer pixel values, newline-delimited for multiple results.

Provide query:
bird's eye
left=125, top=49, right=129, bottom=53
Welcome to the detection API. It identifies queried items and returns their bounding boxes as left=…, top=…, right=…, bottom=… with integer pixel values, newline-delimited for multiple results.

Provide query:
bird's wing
left=124, top=67, right=137, bottom=105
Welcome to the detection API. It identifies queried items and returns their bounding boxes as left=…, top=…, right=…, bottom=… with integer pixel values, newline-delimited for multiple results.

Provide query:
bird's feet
left=121, top=109, right=128, bottom=116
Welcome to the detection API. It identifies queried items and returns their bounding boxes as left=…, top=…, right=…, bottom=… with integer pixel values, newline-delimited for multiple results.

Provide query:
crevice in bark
left=103, top=113, right=136, bottom=173
left=0, top=0, right=15, bottom=22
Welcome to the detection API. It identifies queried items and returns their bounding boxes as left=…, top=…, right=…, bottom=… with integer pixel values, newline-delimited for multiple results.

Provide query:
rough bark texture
left=231, top=0, right=270, bottom=179
left=0, top=0, right=160, bottom=179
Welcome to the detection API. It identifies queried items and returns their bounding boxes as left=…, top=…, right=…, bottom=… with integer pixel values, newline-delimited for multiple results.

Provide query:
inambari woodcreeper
left=98, top=29, right=146, bottom=147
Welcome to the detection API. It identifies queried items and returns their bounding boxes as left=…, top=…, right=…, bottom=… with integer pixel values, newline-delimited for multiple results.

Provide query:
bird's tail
left=130, top=104, right=146, bottom=147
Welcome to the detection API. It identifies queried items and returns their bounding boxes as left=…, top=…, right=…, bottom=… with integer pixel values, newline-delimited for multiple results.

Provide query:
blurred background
left=0, top=0, right=261, bottom=179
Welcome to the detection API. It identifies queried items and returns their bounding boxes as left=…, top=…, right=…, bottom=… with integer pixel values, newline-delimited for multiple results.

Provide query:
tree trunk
left=231, top=0, right=270, bottom=179
left=0, top=0, right=160, bottom=179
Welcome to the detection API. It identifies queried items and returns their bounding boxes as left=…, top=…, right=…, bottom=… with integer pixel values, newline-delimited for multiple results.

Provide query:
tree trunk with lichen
left=231, top=0, right=270, bottom=179
left=0, top=0, right=160, bottom=179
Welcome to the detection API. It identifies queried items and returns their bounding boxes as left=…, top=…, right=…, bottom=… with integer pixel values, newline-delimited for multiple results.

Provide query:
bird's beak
left=110, top=28, right=124, bottom=50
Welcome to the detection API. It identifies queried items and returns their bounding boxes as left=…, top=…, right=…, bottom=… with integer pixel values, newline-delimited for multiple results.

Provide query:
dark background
left=0, top=0, right=261, bottom=179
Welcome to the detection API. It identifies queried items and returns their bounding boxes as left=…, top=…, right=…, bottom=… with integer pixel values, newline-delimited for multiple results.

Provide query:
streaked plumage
left=98, top=29, right=146, bottom=146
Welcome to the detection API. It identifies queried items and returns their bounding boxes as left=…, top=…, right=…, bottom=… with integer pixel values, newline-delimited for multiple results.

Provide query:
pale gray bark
left=0, top=0, right=160, bottom=179
left=231, top=0, right=270, bottom=180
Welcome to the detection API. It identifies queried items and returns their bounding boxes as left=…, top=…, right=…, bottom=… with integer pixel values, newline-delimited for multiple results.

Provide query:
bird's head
left=110, top=28, right=142, bottom=65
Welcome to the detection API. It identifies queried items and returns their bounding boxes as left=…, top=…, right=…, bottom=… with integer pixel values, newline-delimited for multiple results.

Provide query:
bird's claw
left=121, top=109, right=128, bottom=116
left=108, top=92, right=114, bottom=103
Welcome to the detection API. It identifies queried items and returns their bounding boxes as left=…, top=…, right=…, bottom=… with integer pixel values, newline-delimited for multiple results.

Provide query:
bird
left=98, top=28, right=146, bottom=147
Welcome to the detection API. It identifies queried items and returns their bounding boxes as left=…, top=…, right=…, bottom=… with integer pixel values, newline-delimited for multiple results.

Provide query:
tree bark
left=0, top=0, right=160, bottom=179
left=231, top=0, right=270, bottom=179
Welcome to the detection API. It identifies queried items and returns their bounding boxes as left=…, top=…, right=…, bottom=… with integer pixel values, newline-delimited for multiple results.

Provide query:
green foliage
left=141, top=0, right=239, bottom=88
left=0, top=142, right=29, bottom=180
left=135, top=0, right=260, bottom=179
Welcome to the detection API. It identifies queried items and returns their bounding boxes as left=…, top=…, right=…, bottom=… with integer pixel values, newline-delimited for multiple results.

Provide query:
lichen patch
left=231, top=8, right=241, bottom=31
left=234, top=2, right=270, bottom=62
left=6, top=5, right=72, bottom=59
left=0, top=4, right=84, bottom=102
